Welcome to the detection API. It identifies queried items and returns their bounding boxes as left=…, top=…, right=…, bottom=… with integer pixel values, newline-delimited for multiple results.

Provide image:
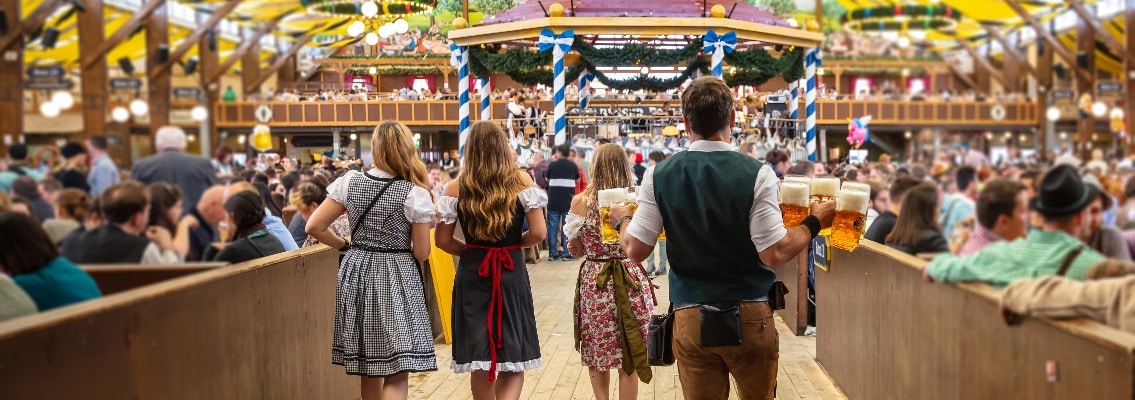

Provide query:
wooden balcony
left=214, top=99, right=1040, bottom=130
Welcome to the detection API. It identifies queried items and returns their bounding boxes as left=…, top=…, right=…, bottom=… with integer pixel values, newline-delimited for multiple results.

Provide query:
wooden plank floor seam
left=406, top=257, right=847, bottom=399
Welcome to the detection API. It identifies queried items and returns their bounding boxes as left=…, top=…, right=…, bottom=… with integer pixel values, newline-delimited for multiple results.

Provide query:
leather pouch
left=768, top=281, right=789, bottom=310
left=699, top=302, right=742, bottom=347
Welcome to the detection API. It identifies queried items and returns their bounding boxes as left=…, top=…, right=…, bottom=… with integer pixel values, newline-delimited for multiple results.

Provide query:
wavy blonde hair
left=458, top=121, right=525, bottom=242
left=581, top=144, right=636, bottom=207
left=372, top=121, right=430, bottom=194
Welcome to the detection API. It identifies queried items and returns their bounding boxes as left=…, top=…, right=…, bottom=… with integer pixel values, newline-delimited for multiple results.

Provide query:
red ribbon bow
left=466, top=244, right=521, bottom=381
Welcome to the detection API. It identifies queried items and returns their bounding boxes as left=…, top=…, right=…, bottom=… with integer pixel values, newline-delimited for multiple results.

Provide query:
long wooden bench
left=81, top=263, right=227, bottom=295
left=818, top=241, right=1135, bottom=399
left=0, top=247, right=357, bottom=399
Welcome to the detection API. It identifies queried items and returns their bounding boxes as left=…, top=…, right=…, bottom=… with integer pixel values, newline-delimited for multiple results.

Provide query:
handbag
left=339, top=178, right=400, bottom=263
left=647, top=304, right=675, bottom=366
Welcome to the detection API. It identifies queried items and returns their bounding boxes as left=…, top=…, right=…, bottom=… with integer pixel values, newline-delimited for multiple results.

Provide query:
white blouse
left=563, top=213, right=586, bottom=240
left=326, top=169, right=436, bottom=224
left=437, top=187, right=548, bottom=225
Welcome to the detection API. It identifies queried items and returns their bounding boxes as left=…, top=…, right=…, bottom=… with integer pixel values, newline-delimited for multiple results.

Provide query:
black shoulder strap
left=1056, top=246, right=1086, bottom=277
left=349, top=178, right=400, bottom=239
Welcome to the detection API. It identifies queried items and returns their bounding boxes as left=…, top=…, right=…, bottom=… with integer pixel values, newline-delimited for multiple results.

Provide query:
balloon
left=251, top=124, right=273, bottom=151
left=846, top=115, right=872, bottom=149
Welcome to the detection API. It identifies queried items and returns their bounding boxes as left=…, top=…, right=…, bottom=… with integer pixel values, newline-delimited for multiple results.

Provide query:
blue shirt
left=264, top=208, right=299, bottom=252
left=13, top=257, right=101, bottom=311
left=939, top=193, right=975, bottom=241
left=87, top=154, right=120, bottom=197
left=0, top=166, right=44, bottom=193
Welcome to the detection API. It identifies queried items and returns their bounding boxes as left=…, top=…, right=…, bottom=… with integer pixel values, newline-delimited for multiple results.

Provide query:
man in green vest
left=609, top=76, right=835, bottom=399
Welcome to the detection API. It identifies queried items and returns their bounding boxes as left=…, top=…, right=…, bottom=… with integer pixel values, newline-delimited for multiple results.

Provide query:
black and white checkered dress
left=329, top=170, right=437, bottom=377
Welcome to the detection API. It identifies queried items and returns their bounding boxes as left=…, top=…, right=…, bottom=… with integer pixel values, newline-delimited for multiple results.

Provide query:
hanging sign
left=109, top=78, right=142, bottom=90
left=255, top=104, right=274, bottom=123
left=990, top=104, right=1006, bottom=121
left=1051, top=90, right=1076, bottom=101
left=1097, top=81, right=1123, bottom=93
left=173, top=87, right=202, bottom=98
left=813, top=236, right=829, bottom=272
left=22, top=80, right=73, bottom=90
left=27, top=66, right=65, bottom=79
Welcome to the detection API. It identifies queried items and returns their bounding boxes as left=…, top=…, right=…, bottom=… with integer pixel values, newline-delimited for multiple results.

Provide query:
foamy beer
left=810, top=177, right=839, bottom=205
left=780, top=181, right=810, bottom=227
left=831, top=188, right=871, bottom=251
left=599, top=188, right=628, bottom=244
left=842, top=181, right=870, bottom=193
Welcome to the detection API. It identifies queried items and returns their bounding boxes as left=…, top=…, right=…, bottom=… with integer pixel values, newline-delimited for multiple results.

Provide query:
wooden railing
left=214, top=99, right=1039, bottom=129
left=0, top=247, right=357, bottom=399
left=819, top=241, right=1135, bottom=399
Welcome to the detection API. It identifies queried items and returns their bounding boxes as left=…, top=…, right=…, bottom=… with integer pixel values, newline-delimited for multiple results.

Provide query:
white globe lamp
left=365, top=32, right=380, bottom=46
left=51, top=91, right=74, bottom=110
left=1092, top=101, right=1108, bottom=118
left=360, top=1, right=379, bottom=18
left=394, top=18, right=409, bottom=34
left=112, top=106, right=130, bottom=122
left=191, top=105, right=208, bottom=121
left=129, top=98, right=149, bottom=116
left=39, top=101, right=60, bottom=118
left=1046, top=106, right=1060, bottom=121
left=348, top=21, right=366, bottom=37
left=379, top=23, right=394, bottom=38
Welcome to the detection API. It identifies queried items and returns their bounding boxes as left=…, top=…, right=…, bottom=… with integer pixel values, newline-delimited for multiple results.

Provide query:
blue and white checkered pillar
left=788, top=79, right=800, bottom=139
left=538, top=28, right=574, bottom=145
left=478, top=78, right=490, bottom=121
left=578, top=71, right=594, bottom=110
left=805, top=48, right=822, bottom=162
left=451, top=43, right=471, bottom=156
left=703, top=30, right=736, bottom=78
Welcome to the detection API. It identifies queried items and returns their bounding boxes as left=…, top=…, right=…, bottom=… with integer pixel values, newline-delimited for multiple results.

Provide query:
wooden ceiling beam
left=0, top=0, right=67, bottom=51
left=981, top=25, right=1038, bottom=79
left=1066, top=0, right=1126, bottom=59
left=148, top=0, right=242, bottom=81
left=81, top=0, right=163, bottom=69
left=248, top=31, right=320, bottom=93
left=956, top=38, right=1009, bottom=89
left=1004, top=0, right=1092, bottom=82
left=932, top=49, right=979, bottom=91
left=205, top=14, right=286, bottom=85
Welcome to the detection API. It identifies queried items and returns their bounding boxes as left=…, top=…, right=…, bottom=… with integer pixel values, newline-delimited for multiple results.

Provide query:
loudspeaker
left=118, top=57, right=135, bottom=75
left=183, top=57, right=198, bottom=75
left=1077, top=51, right=1088, bottom=69
left=157, top=44, right=169, bottom=63
left=0, top=8, right=8, bottom=35
left=206, top=29, right=217, bottom=51
left=41, top=27, right=60, bottom=49
left=1053, top=63, right=1067, bottom=80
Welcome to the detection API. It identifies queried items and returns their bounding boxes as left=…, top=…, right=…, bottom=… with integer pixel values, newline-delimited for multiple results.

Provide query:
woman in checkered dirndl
left=306, top=121, right=437, bottom=400
left=436, top=121, right=548, bottom=399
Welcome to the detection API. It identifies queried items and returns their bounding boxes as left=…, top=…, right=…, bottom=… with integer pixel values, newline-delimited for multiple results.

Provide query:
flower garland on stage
left=465, top=40, right=804, bottom=90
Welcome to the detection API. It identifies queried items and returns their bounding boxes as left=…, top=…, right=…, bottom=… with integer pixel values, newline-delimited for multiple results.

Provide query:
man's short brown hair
left=976, top=179, right=1027, bottom=230
left=681, top=77, right=734, bottom=138
left=101, top=181, right=150, bottom=224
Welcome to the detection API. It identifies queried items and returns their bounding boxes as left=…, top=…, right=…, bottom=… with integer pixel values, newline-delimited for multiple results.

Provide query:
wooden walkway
left=408, top=258, right=846, bottom=399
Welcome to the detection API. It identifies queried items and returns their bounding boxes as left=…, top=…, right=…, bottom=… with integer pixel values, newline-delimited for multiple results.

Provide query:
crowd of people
left=10, top=72, right=1135, bottom=400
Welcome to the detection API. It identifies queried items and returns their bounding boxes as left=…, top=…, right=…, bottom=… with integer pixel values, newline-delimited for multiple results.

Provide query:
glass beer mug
left=811, top=176, right=839, bottom=235
left=780, top=181, right=811, bottom=227
left=830, top=187, right=870, bottom=251
left=599, top=188, right=629, bottom=244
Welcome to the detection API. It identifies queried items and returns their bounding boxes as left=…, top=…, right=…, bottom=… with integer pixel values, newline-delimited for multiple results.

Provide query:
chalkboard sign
left=813, top=236, right=829, bottom=272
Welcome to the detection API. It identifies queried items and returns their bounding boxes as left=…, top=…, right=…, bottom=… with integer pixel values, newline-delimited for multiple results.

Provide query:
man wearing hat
left=0, top=144, right=44, bottom=193
left=927, top=165, right=1107, bottom=288
left=1082, top=174, right=1131, bottom=261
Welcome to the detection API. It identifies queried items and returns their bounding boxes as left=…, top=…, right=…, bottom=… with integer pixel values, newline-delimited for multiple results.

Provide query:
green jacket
left=927, top=230, right=1105, bottom=288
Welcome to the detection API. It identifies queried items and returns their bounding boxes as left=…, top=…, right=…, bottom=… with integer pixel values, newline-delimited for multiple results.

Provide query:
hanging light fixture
left=112, top=106, right=130, bottom=122
left=365, top=32, right=380, bottom=46
left=51, top=91, right=74, bottom=110
left=1046, top=106, right=1060, bottom=121
left=360, top=1, right=379, bottom=18
left=39, top=101, right=60, bottom=118
left=1092, top=101, right=1108, bottom=118
left=369, top=66, right=377, bottom=75
left=129, top=98, right=149, bottom=116
left=640, top=66, right=650, bottom=75
left=393, top=18, right=409, bottom=34
left=348, top=20, right=366, bottom=37
left=378, top=23, right=394, bottom=38
left=191, top=105, right=208, bottom=121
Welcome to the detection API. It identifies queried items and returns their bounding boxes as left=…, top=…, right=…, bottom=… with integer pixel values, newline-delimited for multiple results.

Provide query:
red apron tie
left=466, top=244, right=521, bottom=381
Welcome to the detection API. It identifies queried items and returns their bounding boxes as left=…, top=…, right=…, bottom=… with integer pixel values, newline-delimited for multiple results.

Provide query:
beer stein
left=599, top=188, right=628, bottom=244
left=811, top=176, right=839, bottom=235
left=780, top=181, right=811, bottom=227
left=830, top=188, right=870, bottom=251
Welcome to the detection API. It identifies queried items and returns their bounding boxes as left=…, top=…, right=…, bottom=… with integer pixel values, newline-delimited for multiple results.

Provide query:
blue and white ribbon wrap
left=451, top=42, right=471, bottom=156
left=805, top=47, right=822, bottom=162
left=538, top=28, right=574, bottom=145
left=477, top=78, right=490, bottom=121
left=578, top=70, right=595, bottom=110
left=703, top=30, right=736, bottom=78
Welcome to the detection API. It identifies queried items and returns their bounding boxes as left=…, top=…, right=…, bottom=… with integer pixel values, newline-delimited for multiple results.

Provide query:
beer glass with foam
left=599, top=188, right=628, bottom=244
left=780, top=181, right=811, bottom=227
left=811, top=177, right=839, bottom=235
left=831, top=188, right=870, bottom=251
left=842, top=181, right=870, bottom=194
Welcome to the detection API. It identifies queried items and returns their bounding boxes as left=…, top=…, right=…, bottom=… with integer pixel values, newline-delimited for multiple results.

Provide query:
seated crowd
left=0, top=127, right=364, bottom=322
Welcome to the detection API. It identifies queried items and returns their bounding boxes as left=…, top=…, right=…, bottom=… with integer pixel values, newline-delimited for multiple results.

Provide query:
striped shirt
left=927, top=230, right=1106, bottom=288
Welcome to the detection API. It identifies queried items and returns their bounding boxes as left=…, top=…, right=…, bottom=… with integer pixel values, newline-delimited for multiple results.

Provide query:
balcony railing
left=214, top=99, right=1040, bottom=130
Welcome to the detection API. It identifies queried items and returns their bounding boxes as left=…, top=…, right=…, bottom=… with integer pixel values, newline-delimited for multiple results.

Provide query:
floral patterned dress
left=564, top=202, right=655, bottom=380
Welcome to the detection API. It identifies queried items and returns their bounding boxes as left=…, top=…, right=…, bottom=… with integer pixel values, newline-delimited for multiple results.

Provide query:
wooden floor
left=408, top=258, right=846, bottom=399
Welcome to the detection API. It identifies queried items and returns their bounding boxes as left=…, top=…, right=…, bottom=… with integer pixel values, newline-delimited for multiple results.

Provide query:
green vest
left=653, top=150, right=774, bottom=303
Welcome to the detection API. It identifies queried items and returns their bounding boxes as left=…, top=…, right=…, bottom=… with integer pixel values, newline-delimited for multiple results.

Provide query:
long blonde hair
left=581, top=144, right=636, bottom=207
left=458, top=121, right=525, bottom=242
left=372, top=121, right=430, bottom=194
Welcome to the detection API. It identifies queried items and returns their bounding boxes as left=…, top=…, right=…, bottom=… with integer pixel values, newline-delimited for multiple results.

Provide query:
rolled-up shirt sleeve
left=750, top=165, right=787, bottom=253
left=625, top=167, right=662, bottom=246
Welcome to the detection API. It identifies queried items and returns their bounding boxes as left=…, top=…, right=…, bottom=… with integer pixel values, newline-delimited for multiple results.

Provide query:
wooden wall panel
left=817, top=241, right=1135, bottom=400
left=0, top=247, right=357, bottom=399
left=769, top=252, right=806, bottom=336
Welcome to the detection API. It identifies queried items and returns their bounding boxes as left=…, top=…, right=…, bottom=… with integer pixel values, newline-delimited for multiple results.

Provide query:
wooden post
left=199, top=24, right=220, bottom=153
left=1038, top=26, right=1055, bottom=157
left=146, top=0, right=171, bottom=130
left=78, top=0, right=107, bottom=141
left=241, top=32, right=261, bottom=97
left=0, top=0, right=22, bottom=154
left=277, top=54, right=296, bottom=91
left=1077, top=9, right=1096, bottom=161
left=462, top=0, right=470, bottom=22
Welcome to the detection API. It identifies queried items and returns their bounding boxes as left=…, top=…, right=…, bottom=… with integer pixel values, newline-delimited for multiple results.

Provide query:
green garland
left=572, top=39, right=704, bottom=67
left=328, top=53, right=450, bottom=60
